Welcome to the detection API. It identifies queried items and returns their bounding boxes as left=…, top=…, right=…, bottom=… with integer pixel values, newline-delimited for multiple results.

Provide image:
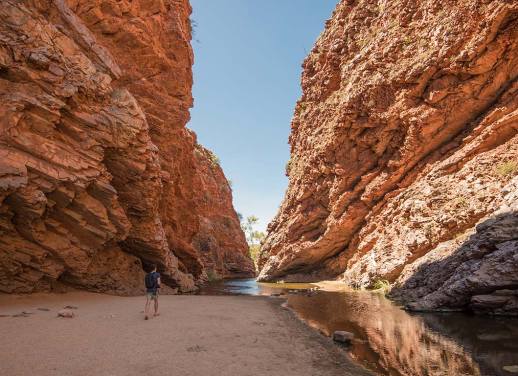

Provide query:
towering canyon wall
left=0, top=0, right=253, bottom=295
left=259, top=0, right=518, bottom=314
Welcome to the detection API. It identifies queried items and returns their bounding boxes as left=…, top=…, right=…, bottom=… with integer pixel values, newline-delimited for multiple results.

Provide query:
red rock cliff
left=0, top=0, right=254, bottom=295
left=259, top=0, right=518, bottom=314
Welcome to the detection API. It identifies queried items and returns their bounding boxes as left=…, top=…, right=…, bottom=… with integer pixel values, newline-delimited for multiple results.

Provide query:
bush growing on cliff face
left=285, top=159, right=292, bottom=175
left=454, top=196, right=468, bottom=209
left=193, top=147, right=220, bottom=167
left=495, top=160, right=518, bottom=177
left=207, top=150, right=220, bottom=167
left=193, top=147, right=203, bottom=159
left=403, top=35, right=413, bottom=45
left=190, top=18, right=200, bottom=44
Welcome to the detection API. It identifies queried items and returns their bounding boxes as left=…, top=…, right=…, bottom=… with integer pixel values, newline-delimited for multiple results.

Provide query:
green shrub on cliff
left=368, top=279, right=391, bottom=295
left=193, top=147, right=220, bottom=168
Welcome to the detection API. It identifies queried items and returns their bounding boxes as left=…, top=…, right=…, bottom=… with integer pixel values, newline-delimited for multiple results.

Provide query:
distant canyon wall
left=0, top=0, right=253, bottom=295
left=259, top=0, right=518, bottom=314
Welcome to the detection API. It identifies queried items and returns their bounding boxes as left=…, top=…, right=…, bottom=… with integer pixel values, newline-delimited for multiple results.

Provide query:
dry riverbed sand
left=0, top=292, right=372, bottom=376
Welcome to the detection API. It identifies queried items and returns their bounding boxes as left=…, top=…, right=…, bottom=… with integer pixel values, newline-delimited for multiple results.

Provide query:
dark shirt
left=146, top=271, right=161, bottom=293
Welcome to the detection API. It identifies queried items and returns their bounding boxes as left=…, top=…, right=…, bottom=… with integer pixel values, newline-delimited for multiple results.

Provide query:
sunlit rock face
left=259, top=0, right=518, bottom=314
left=0, top=0, right=253, bottom=295
left=191, top=145, right=256, bottom=280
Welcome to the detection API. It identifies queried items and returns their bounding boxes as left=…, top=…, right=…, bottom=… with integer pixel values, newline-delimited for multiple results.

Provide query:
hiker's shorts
left=146, top=291, right=158, bottom=300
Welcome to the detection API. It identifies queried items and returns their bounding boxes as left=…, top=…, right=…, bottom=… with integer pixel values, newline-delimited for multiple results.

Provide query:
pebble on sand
left=58, top=309, right=75, bottom=318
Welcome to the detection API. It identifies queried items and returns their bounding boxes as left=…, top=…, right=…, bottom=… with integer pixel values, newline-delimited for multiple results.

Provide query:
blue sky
left=188, top=0, right=338, bottom=232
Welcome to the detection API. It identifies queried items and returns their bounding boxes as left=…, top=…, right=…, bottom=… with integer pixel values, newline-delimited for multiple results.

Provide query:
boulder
left=332, top=331, right=354, bottom=344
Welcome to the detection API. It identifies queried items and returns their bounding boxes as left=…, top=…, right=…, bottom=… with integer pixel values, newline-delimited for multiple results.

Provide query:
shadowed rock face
left=258, top=0, right=518, bottom=314
left=0, top=0, right=253, bottom=295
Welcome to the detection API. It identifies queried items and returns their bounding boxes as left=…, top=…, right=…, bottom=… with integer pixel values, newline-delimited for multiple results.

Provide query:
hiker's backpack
left=145, top=272, right=158, bottom=289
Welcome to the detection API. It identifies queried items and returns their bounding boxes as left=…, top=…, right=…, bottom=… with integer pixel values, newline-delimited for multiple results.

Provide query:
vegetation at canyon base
left=206, top=269, right=221, bottom=282
left=239, top=214, right=266, bottom=268
left=367, top=279, right=391, bottom=295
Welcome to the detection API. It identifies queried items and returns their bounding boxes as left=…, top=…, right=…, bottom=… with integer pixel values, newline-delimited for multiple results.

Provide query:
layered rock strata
left=259, top=0, right=518, bottom=314
left=0, top=0, right=253, bottom=295
left=191, top=145, right=255, bottom=279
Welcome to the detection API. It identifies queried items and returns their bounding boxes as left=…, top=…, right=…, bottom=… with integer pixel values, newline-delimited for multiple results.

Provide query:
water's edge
left=199, top=278, right=518, bottom=376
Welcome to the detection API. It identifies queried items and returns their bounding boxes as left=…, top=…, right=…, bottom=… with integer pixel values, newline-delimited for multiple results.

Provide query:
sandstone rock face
left=191, top=145, right=255, bottom=280
left=259, top=0, right=518, bottom=314
left=0, top=0, right=253, bottom=295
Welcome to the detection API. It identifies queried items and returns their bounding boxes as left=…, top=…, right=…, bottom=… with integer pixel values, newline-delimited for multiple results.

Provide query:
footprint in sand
left=186, top=345, right=207, bottom=353
left=12, top=313, right=30, bottom=318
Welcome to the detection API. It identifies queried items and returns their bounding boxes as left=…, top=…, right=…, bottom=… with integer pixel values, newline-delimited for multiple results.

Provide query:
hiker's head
left=151, top=264, right=157, bottom=272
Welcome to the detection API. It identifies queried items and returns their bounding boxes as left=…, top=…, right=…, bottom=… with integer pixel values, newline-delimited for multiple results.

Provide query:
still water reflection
left=199, top=279, right=518, bottom=376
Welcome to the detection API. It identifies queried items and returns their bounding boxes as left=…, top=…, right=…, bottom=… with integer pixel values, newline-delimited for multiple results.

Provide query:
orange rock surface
left=0, top=0, right=253, bottom=295
left=259, top=0, right=518, bottom=314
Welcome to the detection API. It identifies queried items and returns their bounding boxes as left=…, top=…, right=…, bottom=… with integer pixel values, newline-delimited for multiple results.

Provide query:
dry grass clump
left=495, top=160, right=518, bottom=177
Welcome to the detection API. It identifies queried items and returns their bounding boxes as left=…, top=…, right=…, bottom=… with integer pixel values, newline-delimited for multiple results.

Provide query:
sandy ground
left=0, top=293, right=372, bottom=376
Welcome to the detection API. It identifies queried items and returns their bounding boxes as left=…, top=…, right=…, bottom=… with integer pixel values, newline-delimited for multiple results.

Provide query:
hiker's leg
left=144, top=295, right=151, bottom=319
left=154, top=295, right=159, bottom=315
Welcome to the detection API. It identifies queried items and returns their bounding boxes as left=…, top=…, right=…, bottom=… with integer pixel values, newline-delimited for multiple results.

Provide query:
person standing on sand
left=144, top=265, right=161, bottom=320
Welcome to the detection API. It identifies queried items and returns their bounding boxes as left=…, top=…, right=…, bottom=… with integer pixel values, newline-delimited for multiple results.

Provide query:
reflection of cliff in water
left=421, top=313, right=518, bottom=376
left=286, top=291, right=518, bottom=376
